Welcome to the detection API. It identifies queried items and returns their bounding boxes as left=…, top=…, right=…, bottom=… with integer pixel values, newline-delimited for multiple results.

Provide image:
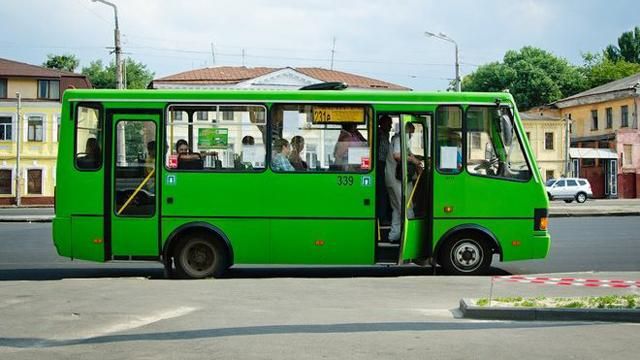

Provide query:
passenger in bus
left=385, top=123, right=423, bottom=242
left=175, top=139, right=190, bottom=155
left=376, top=115, right=392, bottom=225
left=289, top=136, right=308, bottom=171
left=236, top=135, right=256, bottom=169
left=333, top=123, right=366, bottom=170
left=271, top=138, right=295, bottom=172
left=175, top=139, right=203, bottom=169
left=77, top=137, right=100, bottom=168
left=448, top=131, right=463, bottom=170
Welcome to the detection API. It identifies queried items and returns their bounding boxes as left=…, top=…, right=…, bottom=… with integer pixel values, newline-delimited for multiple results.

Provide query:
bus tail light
left=534, top=208, right=548, bottom=231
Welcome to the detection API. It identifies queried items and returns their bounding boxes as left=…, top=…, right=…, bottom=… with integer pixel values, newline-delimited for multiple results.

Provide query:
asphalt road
left=0, top=216, right=638, bottom=280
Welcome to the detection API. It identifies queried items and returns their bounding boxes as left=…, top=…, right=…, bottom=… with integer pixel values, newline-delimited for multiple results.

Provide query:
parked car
left=545, top=178, right=593, bottom=203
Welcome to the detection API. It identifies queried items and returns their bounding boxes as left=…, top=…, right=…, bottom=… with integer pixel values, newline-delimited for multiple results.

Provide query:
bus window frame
left=269, top=102, right=374, bottom=175
left=464, top=104, right=533, bottom=183
left=73, top=102, right=104, bottom=172
left=163, top=102, right=269, bottom=174
left=434, top=104, right=465, bottom=176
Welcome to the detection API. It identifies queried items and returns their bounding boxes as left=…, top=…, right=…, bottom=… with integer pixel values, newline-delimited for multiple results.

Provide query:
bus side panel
left=271, top=219, right=373, bottom=265
left=433, top=219, right=549, bottom=262
left=70, top=216, right=104, bottom=262
left=161, top=218, right=271, bottom=264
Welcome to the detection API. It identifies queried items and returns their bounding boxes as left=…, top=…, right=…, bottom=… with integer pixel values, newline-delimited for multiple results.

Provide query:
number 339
left=337, top=176, right=354, bottom=186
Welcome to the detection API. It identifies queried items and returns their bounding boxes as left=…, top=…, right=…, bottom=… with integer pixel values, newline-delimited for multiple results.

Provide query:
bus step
left=377, top=242, right=400, bottom=248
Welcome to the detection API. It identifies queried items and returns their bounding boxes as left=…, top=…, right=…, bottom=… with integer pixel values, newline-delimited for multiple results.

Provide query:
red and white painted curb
left=493, top=275, right=640, bottom=289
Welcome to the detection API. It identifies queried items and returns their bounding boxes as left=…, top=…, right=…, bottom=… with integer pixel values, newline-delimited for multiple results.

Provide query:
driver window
left=465, top=106, right=532, bottom=181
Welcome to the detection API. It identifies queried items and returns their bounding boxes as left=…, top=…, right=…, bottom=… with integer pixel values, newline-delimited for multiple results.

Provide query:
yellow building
left=0, top=57, right=91, bottom=205
left=553, top=73, right=640, bottom=198
left=520, top=109, right=569, bottom=181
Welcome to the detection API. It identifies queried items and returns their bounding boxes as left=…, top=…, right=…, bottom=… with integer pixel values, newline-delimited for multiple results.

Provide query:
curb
left=0, top=217, right=54, bottom=223
left=459, top=298, right=640, bottom=323
left=549, top=211, right=640, bottom=218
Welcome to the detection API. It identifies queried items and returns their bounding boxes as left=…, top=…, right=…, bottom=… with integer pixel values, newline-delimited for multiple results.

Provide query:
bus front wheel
left=439, top=234, right=492, bottom=275
left=174, top=233, right=227, bottom=279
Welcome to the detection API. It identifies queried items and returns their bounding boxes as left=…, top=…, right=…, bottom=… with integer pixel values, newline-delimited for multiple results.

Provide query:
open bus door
left=399, top=114, right=431, bottom=264
left=107, top=112, right=161, bottom=260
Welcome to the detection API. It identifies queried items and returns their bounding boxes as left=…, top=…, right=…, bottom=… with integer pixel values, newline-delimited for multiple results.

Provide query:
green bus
left=53, top=89, right=550, bottom=278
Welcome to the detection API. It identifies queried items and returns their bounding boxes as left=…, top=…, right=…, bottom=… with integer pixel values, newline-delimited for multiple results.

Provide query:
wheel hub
left=453, top=241, right=482, bottom=269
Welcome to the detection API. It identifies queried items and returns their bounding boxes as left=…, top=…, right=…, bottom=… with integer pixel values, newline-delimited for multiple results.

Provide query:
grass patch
left=475, top=295, right=640, bottom=309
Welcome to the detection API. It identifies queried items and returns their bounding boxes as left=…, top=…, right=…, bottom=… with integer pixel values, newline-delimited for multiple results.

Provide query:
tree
left=605, top=26, right=640, bottom=64
left=462, top=47, right=587, bottom=110
left=581, top=52, right=640, bottom=89
left=42, top=54, right=80, bottom=72
left=81, top=58, right=154, bottom=89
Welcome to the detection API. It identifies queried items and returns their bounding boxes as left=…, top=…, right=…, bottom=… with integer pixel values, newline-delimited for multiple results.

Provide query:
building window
left=0, top=79, right=7, bottom=98
left=222, top=111, right=234, bottom=121
left=591, top=110, right=598, bottom=130
left=56, top=115, right=61, bottom=142
left=196, top=111, right=208, bottom=121
left=27, top=116, right=44, bottom=142
left=605, top=107, right=612, bottom=129
left=0, top=116, right=12, bottom=141
left=582, top=158, right=595, bottom=167
left=27, top=169, right=42, bottom=194
left=38, top=80, right=60, bottom=100
left=0, top=169, right=11, bottom=194
left=621, top=105, right=629, bottom=128
left=544, top=132, right=554, bottom=150
left=624, top=144, right=633, bottom=165
left=470, top=132, right=481, bottom=149
left=545, top=170, right=554, bottom=181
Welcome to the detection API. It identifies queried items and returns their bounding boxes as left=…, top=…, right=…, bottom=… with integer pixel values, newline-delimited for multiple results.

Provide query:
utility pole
left=565, top=116, right=571, bottom=176
left=330, top=37, right=336, bottom=70
left=15, top=92, right=21, bottom=207
left=424, top=31, right=461, bottom=91
left=211, top=43, right=216, bottom=65
left=241, top=49, right=245, bottom=67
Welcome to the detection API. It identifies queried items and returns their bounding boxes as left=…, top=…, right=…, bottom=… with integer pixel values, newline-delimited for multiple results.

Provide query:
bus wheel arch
left=163, top=222, right=234, bottom=279
left=434, top=225, right=501, bottom=275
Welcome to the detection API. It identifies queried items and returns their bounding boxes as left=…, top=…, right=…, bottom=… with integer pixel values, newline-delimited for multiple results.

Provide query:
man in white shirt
left=385, top=123, right=422, bottom=242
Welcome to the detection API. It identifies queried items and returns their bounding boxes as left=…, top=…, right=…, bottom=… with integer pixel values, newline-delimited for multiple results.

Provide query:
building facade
left=520, top=109, right=569, bottom=181
left=553, top=73, right=640, bottom=198
left=0, top=58, right=91, bottom=205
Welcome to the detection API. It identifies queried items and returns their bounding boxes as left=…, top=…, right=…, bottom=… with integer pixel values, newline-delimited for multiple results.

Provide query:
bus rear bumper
left=531, top=233, right=551, bottom=259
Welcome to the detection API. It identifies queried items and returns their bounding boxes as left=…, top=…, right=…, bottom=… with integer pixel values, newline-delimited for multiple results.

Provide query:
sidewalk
left=1, top=199, right=640, bottom=222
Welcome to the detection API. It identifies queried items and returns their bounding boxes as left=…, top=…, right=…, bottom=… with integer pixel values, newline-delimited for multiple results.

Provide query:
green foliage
left=605, top=26, right=640, bottom=64
left=462, top=46, right=587, bottom=110
left=42, top=53, right=80, bottom=72
left=580, top=52, right=640, bottom=88
left=81, top=58, right=154, bottom=89
left=476, top=298, right=489, bottom=306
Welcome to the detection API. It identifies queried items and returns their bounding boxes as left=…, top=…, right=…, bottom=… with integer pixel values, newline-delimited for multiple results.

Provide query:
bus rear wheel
left=439, top=234, right=492, bottom=275
left=174, top=234, right=227, bottom=279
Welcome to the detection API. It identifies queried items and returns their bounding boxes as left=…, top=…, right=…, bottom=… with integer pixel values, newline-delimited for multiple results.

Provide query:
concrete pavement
left=0, top=271, right=638, bottom=359
left=2, top=198, right=640, bottom=221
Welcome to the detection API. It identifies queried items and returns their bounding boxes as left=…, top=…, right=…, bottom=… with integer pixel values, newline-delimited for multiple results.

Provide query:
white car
left=545, top=178, right=593, bottom=203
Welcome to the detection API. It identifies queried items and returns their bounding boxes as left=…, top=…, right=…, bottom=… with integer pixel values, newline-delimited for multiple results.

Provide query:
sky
left=1, top=0, right=639, bottom=90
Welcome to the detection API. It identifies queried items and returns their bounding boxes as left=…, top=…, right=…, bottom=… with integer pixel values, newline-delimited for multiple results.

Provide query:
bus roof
left=63, top=89, right=516, bottom=106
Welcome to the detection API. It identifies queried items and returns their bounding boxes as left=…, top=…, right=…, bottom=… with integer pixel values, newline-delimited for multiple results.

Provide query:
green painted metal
left=53, top=89, right=550, bottom=268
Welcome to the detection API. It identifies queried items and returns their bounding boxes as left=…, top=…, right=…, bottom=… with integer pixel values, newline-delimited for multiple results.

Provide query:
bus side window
left=436, top=106, right=462, bottom=174
left=75, top=105, right=102, bottom=170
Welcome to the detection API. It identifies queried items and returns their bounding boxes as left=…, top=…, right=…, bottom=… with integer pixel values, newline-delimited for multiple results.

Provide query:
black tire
left=547, top=193, right=553, bottom=201
left=174, top=233, right=228, bottom=279
left=439, top=233, right=492, bottom=275
left=564, top=199, right=573, bottom=203
left=576, top=192, right=587, bottom=204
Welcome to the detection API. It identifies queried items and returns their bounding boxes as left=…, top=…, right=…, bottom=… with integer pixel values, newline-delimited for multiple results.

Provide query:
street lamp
left=425, top=31, right=460, bottom=92
left=92, top=0, right=123, bottom=89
